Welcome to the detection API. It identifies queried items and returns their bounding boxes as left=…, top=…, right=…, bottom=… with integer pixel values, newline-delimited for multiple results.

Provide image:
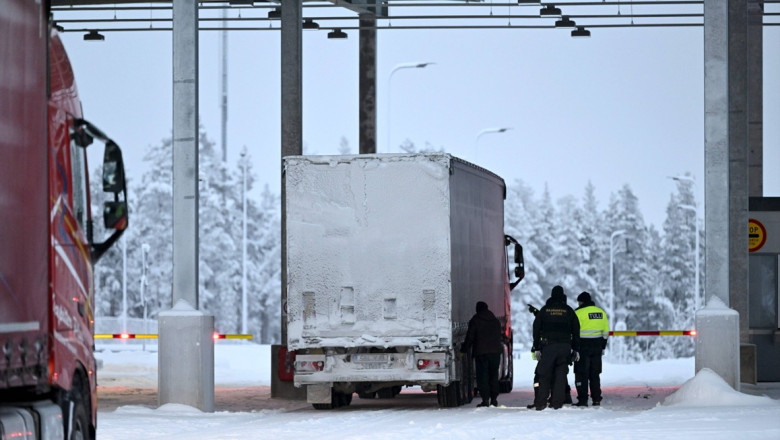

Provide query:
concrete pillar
left=171, top=0, right=199, bottom=308
left=163, top=0, right=214, bottom=410
left=359, top=13, right=377, bottom=154
left=695, top=299, right=741, bottom=390
left=274, top=0, right=303, bottom=399
left=158, top=300, right=215, bottom=411
left=702, top=0, right=750, bottom=389
left=726, top=0, right=749, bottom=344
left=747, top=0, right=763, bottom=197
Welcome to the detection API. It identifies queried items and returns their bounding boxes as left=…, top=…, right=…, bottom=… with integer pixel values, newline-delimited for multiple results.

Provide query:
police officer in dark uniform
left=462, top=301, right=503, bottom=407
left=532, top=285, right=580, bottom=410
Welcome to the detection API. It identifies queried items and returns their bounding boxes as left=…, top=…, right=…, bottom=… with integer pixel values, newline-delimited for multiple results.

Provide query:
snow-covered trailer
left=283, top=153, right=523, bottom=409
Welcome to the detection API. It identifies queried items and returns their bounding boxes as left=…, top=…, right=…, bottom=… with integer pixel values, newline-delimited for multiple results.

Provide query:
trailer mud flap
left=278, top=346, right=295, bottom=382
left=307, top=384, right=332, bottom=404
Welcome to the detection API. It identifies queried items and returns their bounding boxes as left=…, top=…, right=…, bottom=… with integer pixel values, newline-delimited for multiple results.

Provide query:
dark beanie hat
left=551, top=285, right=565, bottom=301
left=577, top=291, right=592, bottom=303
left=476, top=301, right=488, bottom=313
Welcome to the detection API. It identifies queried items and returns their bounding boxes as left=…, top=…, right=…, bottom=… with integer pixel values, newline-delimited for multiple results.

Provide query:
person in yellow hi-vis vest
left=573, top=291, right=610, bottom=407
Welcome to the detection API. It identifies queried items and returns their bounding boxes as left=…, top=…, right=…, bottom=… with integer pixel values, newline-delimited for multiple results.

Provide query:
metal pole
left=241, top=149, right=248, bottom=335
left=141, top=243, right=149, bottom=351
left=679, top=204, right=699, bottom=311
left=669, top=175, right=700, bottom=312
left=122, top=235, right=127, bottom=332
left=609, top=229, right=626, bottom=326
left=386, top=62, right=434, bottom=152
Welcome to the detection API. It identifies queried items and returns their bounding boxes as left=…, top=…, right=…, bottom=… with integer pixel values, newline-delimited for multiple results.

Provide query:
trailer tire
left=460, top=355, right=474, bottom=404
left=312, top=390, right=352, bottom=410
left=436, top=381, right=461, bottom=408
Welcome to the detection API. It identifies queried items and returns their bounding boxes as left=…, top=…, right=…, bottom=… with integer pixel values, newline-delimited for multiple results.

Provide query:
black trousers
left=474, top=353, right=501, bottom=402
left=574, top=349, right=603, bottom=403
left=534, top=343, right=570, bottom=409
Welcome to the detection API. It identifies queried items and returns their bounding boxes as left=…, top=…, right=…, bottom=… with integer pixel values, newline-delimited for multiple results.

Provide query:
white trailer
left=283, top=153, right=523, bottom=409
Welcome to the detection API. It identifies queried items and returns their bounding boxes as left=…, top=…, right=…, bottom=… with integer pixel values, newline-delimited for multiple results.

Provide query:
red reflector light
left=416, top=359, right=441, bottom=370
left=690, top=330, right=697, bottom=337
left=295, top=360, right=324, bottom=372
left=120, top=333, right=130, bottom=339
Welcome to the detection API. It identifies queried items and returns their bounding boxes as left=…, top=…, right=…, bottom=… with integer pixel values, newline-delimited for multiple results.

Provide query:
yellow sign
left=748, top=218, right=767, bottom=253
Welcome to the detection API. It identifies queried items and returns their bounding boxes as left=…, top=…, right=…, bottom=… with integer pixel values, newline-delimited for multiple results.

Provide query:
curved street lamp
left=474, top=127, right=512, bottom=163
left=386, top=62, right=435, bottom=152
left=667, top=175, right=700, bottom=311
left=610, top=229, right=626, bottom=324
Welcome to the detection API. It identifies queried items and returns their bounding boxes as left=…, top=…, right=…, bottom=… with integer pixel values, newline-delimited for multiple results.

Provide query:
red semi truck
left=1, top=1, right=128, bottom=439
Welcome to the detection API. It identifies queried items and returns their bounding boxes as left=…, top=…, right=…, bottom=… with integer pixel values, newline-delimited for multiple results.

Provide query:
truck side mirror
left=514, top=244, right=525, bottom=282
left=103, top=201, right=128, bottom=230
left=102, top=141, right=125, bottom=193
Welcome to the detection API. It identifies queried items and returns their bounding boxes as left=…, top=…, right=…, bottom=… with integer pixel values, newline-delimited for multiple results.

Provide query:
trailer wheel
left=459, top=354, right=473, bottom=404
left=312, top=391, right=352, bottom=410
left=436, top=381, right=461, bottom=408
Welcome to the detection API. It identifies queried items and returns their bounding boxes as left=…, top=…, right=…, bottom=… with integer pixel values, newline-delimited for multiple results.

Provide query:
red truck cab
left=1, top=1, right=128, bottom=439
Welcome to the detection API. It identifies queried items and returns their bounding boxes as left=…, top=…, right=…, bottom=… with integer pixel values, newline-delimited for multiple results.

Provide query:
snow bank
left=662, top=368, right=778, bottom=407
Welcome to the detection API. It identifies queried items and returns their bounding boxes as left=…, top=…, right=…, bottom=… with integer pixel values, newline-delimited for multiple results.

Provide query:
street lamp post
left=386, top=62, right=434, bottom=152
left=610, top=229, right=626, bottom=325
left=474, top=127, right=512, bottom=163
left=679, top=204, right=700, bottom=311
left=241, top=149, right=248, bottom=335
left=140, top=243, right=149, bottom=350
left=668, top=175, right=699, bottom=311
left=610, top=229, right=625, bottom=362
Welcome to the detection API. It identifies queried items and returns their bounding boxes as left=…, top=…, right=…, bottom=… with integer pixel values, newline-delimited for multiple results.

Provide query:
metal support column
left=747, top=0, right=763, bottom=197
left=274, top=0, right=305, bottom=399
left=161, top=0, right=214, bottom=412
left=359, top=13, right=377, bottom=154
left=171, top=0, right=199, bottom=310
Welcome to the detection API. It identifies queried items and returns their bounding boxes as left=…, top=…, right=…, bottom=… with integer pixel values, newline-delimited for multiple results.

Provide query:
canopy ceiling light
left=267, top=7, right=281, bottom=19
left=540, top=5, right=562, bottom=17
left=555, top=16, right=576, bottom=28
left=327, top=28, right=348, bottom=39
left=83, top=30, right=104, bottom=41
left=571, top=26, right=591, bottom=37
left=302, top=18, right=320, bottom=30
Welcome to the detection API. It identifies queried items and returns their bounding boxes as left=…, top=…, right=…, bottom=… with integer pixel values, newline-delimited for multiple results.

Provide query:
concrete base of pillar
left=270, top=344, right=306, bottom=400
left=695, top=299, right=741, bottom=390
left=740, top=343, right=757, bottom=384
left=158, top=300, right=215, bottom=412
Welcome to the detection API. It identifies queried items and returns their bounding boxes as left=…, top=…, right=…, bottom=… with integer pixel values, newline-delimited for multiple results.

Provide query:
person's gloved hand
left=527, top=304, right=539, bottom=315
left=571, top=350, right=580, bottom=363
left=534, top=350, right=542, bottom=361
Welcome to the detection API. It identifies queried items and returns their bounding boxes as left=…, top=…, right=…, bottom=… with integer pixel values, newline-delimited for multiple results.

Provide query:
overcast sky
left=59, top=3, right=780, bottom=229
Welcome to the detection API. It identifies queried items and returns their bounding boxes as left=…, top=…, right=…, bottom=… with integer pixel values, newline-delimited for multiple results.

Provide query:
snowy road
left=94, top=344, right=780, bottom=440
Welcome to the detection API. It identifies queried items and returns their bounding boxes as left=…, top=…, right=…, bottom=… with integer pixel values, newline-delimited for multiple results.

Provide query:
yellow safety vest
left=575, top=305, right=609, bottom=340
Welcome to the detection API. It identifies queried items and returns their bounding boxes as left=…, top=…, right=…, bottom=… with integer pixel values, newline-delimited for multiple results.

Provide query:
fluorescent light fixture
left=327, top=28, right=348, bottom=39
left=571, top=26, right=591, bottom=37
left=302, top=18, right=320, bottom=30
left=83, top=30, right=105, bottom=41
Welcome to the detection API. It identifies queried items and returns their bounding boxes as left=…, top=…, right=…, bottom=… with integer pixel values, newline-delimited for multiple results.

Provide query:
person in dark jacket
left=462, top=301, right=503, bottom=407
left=532, top=285, right=580, bottom=410
left=526, top=300, right=574, bottom=409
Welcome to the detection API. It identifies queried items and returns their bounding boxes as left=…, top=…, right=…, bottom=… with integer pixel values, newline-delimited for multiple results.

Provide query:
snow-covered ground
left=95, top=342, right=780, bottom=440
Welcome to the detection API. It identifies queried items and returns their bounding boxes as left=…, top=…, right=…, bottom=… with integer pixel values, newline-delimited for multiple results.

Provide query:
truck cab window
left=70, top=137, right=88, bottom=231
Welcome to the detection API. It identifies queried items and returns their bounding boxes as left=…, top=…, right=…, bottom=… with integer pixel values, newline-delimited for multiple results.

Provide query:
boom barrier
left=95, top=333, right=253, bottom=340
